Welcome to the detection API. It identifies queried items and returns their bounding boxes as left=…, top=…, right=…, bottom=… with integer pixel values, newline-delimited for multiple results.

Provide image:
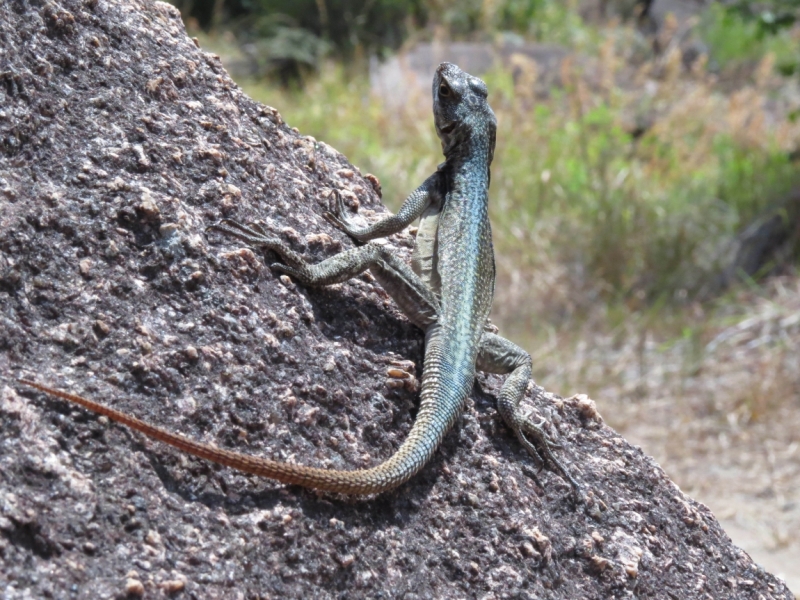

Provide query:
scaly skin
left=19, top=63, right=580, bottom=496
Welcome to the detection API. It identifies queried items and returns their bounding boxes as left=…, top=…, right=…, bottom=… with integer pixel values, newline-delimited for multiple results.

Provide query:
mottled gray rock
left=0, top=0, right=793, bottom=598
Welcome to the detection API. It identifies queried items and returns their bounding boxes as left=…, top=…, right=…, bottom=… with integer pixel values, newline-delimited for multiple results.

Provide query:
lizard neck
left=449, top=155, right=490, bottom=195
left=442, top=132, right=494, bottom=171
left=443, top=150, right=491, bottom=217
left=436, top=130, right=496, bottom=334
left=442, top=131, right=493, bottom=189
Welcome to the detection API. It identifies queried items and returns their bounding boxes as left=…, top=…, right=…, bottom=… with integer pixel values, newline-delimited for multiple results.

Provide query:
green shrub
left=699, top=2, right=799, bottom=74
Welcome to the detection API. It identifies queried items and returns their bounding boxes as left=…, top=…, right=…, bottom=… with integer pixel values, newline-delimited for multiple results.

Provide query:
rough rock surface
left=0, top=0, right=793, bottom=598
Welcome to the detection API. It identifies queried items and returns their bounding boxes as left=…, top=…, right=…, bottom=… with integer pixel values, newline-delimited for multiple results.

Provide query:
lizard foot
left=322, top=189, right=364, bottom=239
left=207, top=219, right=282, bottom=248
left=511, top=414, right=583, bottom=501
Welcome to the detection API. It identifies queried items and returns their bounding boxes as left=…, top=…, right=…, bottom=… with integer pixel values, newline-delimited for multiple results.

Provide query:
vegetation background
left=168, top=0, right=800, bottom=593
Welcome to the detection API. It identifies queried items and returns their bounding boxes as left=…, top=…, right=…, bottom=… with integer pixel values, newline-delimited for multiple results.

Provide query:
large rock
left=370, top=41, right=568, bottom=107
left=0, top=0, right=793, bottom=598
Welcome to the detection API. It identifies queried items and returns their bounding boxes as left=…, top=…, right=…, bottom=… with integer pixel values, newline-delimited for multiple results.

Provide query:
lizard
left=20, top=62, right=580, bottom=497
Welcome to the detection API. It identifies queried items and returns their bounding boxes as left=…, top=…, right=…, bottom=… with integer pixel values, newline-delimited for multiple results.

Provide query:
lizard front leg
left=208, top=220, right=440, bottom=330
left=325, top=172, right=441, bottom=242
left=477, top=332, right=581, bottom=497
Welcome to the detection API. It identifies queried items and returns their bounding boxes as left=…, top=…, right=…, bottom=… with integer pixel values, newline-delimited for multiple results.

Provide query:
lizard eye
left=438, top=83, right=450, bottom=97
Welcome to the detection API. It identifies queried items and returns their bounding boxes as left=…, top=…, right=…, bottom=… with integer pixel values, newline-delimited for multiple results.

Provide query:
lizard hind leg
left=476, top=332, right=582, bottom=498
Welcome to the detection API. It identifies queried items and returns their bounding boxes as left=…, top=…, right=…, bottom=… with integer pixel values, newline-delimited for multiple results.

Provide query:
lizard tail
left=18, top=379, right=416, bottom=495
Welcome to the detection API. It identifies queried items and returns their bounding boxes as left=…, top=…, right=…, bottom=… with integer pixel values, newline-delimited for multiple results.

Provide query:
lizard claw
left=512, top=414, right=582, bottom=500
left=324, top=189, right=363, bottom=239
left=323, top=210, right=348, bottom=232
left=248, top=221, right=268, bottom=236
left=519, top=415, right=562, bottom=449
left=207, top=219, right=281, bottom=248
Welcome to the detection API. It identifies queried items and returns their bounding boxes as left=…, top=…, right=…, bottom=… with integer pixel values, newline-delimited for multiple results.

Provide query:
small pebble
left=159, top=579, right=186, bottom=593
left=145, top=530, right=162, bottom=547
left=125, top=578, right=144, bottom=596
left=137, top=197, right=160, bottom=221
left=159, top=223, right=179, bottom=237
left=591, top=555, right=611, bottom=573
left=624, top=561, right=639, bottom=577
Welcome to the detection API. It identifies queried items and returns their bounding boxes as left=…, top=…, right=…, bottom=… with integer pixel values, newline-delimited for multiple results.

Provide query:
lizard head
left=432, top=62, right=496, bottom=165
